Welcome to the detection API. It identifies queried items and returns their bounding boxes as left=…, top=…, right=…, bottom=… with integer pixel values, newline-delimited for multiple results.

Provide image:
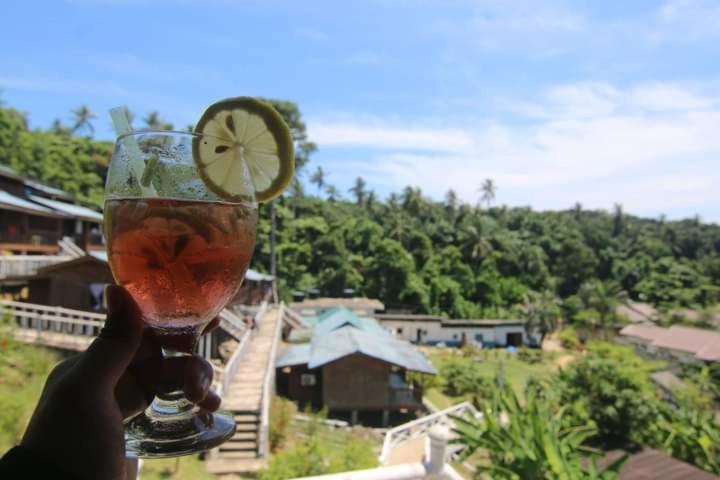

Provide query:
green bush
left=517, top=347, right=543, bottom=364
left=441, top=359, right=487, bottom=397
left=269, top=397, right=298, bottom=452
left=559, top=326, right=581, bottom=350
left=556, top=348, right=665, bottom=447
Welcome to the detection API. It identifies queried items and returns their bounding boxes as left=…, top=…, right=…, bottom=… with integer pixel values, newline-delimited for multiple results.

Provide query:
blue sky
left=1, top=0, right=719, bottom=222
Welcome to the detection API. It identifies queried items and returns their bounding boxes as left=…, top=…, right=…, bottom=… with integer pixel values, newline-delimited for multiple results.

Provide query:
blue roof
left=88, top=250, right=108, bottom=262
left=0, top=190, right=60, bottom=216
left=276, top=344, right=311, bottom=368
left=28, top=195, right=103, bottom=222
left=276, top=325, right=436, bottom=374
left=311, top=307, right=389, bottom=338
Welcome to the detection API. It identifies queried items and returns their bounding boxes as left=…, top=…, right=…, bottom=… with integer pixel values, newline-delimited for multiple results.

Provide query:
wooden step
left=216, top=450, right=258, bottom=460
left=233, top=424, right=259, bottom=434
left=233, top=413, right=259, bottom=421
left=231, top=431, right=257, bottom=441
left=220, top=440, right=257, bottom=451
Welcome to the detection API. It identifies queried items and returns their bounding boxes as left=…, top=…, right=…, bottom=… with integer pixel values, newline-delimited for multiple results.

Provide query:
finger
left=201, top=316, right=220, bottom=336
left=75, top=286, right=143, bottom=386
left=198, top=390, right=221, bottom=411
left=115, top=372, right=150, bottom=420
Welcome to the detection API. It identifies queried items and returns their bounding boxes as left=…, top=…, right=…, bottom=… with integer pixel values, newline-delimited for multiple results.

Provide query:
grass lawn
left=140, top=457, right=217, bottom=480
left=0, top=331, right=60, bottom=453
left=423, top=347, right=568, bottom=409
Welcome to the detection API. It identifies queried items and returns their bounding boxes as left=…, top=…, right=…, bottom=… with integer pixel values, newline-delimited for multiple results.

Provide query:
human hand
left=20, top=285, right=221, bottom=480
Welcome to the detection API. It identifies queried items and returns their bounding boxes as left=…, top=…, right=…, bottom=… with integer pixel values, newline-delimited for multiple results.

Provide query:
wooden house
left=0, top=165, right=103, bottom=253
left=276, top=308, right=437, bottom=426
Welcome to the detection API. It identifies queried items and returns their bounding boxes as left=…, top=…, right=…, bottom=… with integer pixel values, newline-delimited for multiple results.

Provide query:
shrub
left=559, top=326, right=581, bottom=350
left=269, top=397, right=297, bottom=452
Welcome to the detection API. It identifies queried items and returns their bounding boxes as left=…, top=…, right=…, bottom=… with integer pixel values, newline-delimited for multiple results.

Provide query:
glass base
left=125, top=393, right=236, bottom=458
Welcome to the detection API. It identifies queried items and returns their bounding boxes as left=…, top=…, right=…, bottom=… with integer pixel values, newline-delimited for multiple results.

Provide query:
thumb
left=76, top=285, right=144, bottom=386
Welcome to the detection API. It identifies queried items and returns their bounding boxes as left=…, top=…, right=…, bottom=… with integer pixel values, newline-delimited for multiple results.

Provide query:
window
left=452, top=334, right=458, bottom=340
left=397, top=328, right=404, bottom=335
left=301, top=374, right=316, bottom=386
left=475, top=333, right=484, bottom=342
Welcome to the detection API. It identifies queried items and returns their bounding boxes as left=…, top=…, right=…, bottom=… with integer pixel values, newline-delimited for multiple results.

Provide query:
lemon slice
left=193, top=97, right=294, bottom=202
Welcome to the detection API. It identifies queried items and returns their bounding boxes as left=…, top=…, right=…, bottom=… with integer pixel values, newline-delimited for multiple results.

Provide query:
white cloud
left=309, top=82, right=720, bottom=221
left=309, top=122, right=475, bottom=153
left=0, top=75, right=129, bottom=97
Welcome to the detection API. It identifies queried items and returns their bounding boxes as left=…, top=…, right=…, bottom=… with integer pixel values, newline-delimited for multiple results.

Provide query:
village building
left=276, top=307, right=436, bottom=426
left=376, top=313, right=536, bottom=348
left=0, top=248, right=273, bottom=312
left=618, top=324, right=720, bottom=364
left=0, top=165, right=103, bottom=254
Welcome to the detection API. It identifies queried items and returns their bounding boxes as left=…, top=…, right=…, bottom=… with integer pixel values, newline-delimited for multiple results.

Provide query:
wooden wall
left=322, top=354, right=391, bottom=410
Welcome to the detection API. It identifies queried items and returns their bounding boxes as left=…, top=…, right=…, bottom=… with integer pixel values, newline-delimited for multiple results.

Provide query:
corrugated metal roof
left=276, top=344, right=311, bottom=368
left=25, top=180, right=73, bottom=200
left=245, top=269, right=274, bottom=281
left=28, top=195, right=103, bottom=222
left=620, top=324, right=720, bottom=362
left=309, top=327, right=437, bottom=374
left=88, top=250, right=108, bottom=262
left=0, top=190, right=61, bottom=216
left=312, top=307, right=389, bottom=337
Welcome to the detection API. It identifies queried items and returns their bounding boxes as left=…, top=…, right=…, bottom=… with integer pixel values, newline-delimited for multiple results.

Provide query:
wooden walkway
left=206, top=306, right=283, bottom=476
left=13, top=328, right=93, bottom=351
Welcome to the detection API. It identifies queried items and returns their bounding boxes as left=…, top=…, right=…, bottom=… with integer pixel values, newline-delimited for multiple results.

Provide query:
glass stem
left=151, top=348, right=194, bottom=415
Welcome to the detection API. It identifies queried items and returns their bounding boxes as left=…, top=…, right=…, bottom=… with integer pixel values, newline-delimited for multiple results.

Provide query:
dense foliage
left=453, top=383, right=628, bottom=479
left=2, top=99, right=719, bottom=319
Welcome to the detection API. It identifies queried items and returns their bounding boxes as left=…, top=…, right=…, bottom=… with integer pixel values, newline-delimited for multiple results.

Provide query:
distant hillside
left=2, top=102, right=718, bottom=320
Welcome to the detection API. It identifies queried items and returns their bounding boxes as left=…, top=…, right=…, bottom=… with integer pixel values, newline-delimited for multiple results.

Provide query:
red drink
left=105, top=198, right=257, bottom=351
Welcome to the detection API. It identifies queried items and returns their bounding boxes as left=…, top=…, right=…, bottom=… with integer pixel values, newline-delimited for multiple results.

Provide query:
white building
left=376, top=314, right=536, bottom=348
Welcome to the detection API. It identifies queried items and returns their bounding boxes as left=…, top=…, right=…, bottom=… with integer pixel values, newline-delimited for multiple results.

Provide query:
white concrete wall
left=379, top=320, right=534, bottom=346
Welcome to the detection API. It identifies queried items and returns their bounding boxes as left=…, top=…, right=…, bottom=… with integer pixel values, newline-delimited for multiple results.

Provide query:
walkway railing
left=258, top=302, right=284, bottom=458
left=216, top=301, right=268, bottom=396
left=378, top=401, right=481, bottom=465
left=295, top=426, right=464, bottom=480
left=0, top=255, right=73, bottom=278
left=0, top=300, right=106, bottom=337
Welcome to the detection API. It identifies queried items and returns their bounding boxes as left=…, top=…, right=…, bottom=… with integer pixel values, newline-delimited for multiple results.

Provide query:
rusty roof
left=599, top=448, right=719, bottom=480
left=291, top=297, right=385, bottom=311
left=616, top=302, right=660, bottom=323
left=620, top=324, right=720, bottom=362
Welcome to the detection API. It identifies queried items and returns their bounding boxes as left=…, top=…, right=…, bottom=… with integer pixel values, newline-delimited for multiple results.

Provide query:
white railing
left=58, top=237, right=85, bottom=258
left=0, top=300, right=106, bottom=337
left=0, top=255, right=73, bottom=278
left=218, top=308, right=247, bottom=341
left=258, top=302, right=284, bottom=458
left=295, top=426, right=464, bottom=480
left=379, top=401, right=480, bottom=465
left=219, top=301, right=269, bottom=396
left=282, top=306, right=308, bottom=329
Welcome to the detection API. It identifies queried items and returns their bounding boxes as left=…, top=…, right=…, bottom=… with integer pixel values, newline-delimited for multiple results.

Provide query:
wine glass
left=104, top=130, right=257, bottom=457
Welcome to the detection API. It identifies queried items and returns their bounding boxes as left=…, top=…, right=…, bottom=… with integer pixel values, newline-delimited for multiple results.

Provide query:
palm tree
left=460, top=217, right=495, bottom=264
left=71, top=105, right=96, bottom=136
left=366, top=190, right=377, bottom=213
left=349, top=176, right=367, bottom=205
left=309, top=166, right=326, bottom=195
left=578, top=281, right=627, bottom=339
left=479, top=178, right=497, bottom=208
left=401, top=186, right=423, bottom=215
left=522, top=291, right=561, bottom=347
left=51, top=119, right=70, bottom=135
left=325, top=184, right=340, bottom=202
left=445, top=189, right=458, bottom=216
left=144, top=111, right=173, bottom=130
left=612, top=203, right=624, bottom=236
